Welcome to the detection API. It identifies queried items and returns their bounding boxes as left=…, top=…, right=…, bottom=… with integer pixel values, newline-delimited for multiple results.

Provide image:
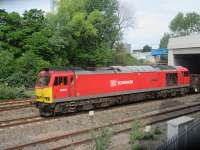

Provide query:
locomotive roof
left=74, top=65, right=177, bottom=74
left=42, top=65, right=177, bottom=75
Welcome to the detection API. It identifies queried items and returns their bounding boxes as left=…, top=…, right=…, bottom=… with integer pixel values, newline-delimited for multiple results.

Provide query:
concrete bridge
left=168, top=34, right=200, bottom=74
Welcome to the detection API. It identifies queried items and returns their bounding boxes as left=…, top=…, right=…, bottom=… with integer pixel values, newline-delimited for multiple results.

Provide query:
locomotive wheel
left=39, top=108, right=54, bottom=117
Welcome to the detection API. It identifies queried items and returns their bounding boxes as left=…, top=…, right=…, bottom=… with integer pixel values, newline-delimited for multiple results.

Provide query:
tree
left=117, top=1, right=135, bottom=32
left=23, top=9, right=45, bottom=32
left=113, top=42, right=142, bottom=65
left=170, top=12, right=200, bottom=36
left=0, top=9, right=47, bottom=58
left=0, top=1, right=136, bottom=88
left=159, top=33, right=170, bottom=48
left=0, top=51, right=14, bottom=79
left=47, top=0, right=122, bottom=66
left=0, top=9, right=51, bottom=87
left=142, top=45, right=151, bottom=52
left=8, top=51, right=50, bottom=87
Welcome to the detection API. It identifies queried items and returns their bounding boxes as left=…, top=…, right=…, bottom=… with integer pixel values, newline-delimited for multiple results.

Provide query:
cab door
left=183, top=71, right=190, bottom=84
left=53, top=76, right=69, bottom=99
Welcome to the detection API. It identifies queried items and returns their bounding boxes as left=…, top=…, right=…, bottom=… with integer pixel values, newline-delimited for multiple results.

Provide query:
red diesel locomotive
left=35, top=65, right=190, bottom=116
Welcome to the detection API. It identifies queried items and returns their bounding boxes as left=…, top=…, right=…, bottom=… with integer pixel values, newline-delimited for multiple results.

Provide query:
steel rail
left=4, top=102, right=200, bottom=150
left=51, top=103, right=200, bottom=150
left=0, top=99, right=33, bottom=105
left=0, top=116, right=43, bottom=128
left=0, top=104, right=33, bottom=112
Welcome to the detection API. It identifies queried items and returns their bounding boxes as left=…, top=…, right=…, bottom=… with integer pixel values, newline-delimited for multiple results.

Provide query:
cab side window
left=54, top=77, right=68, bottom=86
left=54, top=77, right=59, bottom=86
left=182, top=71, right=189, bottom=77
left=58, top=77, right=62, bottom=85
left=63, top=77, right=68, bottom=85
left=184, top=72, right=189, bottom=77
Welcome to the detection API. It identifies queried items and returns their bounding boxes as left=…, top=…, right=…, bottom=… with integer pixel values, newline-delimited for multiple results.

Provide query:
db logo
left=110, top=80, right=117, bottom=87
left=110, top=80, right=134, bottom=87
left=60, top=89, right=68, bottom=92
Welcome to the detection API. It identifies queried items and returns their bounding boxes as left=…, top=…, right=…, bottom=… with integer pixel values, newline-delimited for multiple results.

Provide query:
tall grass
left=130, top=121, right=144, bottom=150
left=0, top=84, right=31, bottom=100
left=93, top=128, right=112, bottom=150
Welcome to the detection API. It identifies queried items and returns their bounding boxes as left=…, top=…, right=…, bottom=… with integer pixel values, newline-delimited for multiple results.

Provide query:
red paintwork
left=74, top=66, right=189, bottom=97
left=37, top=66, right=190, bottom=101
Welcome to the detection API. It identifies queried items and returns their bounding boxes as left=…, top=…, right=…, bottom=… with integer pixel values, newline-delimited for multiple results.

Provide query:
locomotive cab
left=35, top=69, right=74, bottom=116
left=35, top=71, right=53, bottom=104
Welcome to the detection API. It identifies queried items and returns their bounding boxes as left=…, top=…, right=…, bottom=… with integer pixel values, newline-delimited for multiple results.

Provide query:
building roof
left=167, top=116, right=194, bottom=126
left=168, top=34, right=200, bottom=49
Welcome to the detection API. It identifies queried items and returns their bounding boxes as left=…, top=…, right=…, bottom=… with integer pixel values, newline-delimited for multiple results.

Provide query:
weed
left=143, top=132, right=155, bottom=140
left=93, top=128, right=112, bottom=150
left=131, top=141, right=143, bottom=150
left=0, top=84, right=30, bottom=100
left=154, top=126, right=162, bottom=135
left=130, top=120, right=144, bottom=142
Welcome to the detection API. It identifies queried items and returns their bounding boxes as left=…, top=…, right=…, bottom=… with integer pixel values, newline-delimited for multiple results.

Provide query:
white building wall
left=168, top=34, right=200, bottom=50
left=168, top=50, right=174, bottom=65
left=168, top=34, right=200, bottom=66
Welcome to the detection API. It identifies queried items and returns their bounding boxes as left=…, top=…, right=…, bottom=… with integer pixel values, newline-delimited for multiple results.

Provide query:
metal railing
left=157, top=119, right=200, bottom=150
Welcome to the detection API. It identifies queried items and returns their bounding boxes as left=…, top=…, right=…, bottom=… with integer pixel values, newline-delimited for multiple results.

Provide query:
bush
left=93, top=128, right=112, bottom=150
left=143, top=132, right=155, bottom=140
left=130, top=121, right=144, bottom=150
left=0, top=84, right=30, bottom=100
left=154, top=126, right=162, bottom=135
left=6, top=71, right=37, bottom=88
left=131, top=141, right=143, bottom=150
left=130, top=121, right=144, bottom=142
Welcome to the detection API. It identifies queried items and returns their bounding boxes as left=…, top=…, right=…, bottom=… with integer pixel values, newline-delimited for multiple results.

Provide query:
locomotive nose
left=35, top=87, right=53, bottom=103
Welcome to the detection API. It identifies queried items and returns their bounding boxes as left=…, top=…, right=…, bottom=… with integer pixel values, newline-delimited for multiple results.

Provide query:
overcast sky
left=1, top=0, right=200, bottom=49
left=122, top=0, right=200, bottom=49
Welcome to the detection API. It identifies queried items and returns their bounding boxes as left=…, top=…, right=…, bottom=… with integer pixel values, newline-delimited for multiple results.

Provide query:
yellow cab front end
left=35, top=70, right=55, bottom=116
left=35, top=86, right=53, bottom=104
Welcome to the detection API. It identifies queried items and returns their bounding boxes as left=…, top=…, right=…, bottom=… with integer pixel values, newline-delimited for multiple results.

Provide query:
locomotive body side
left=72, top=66, right=189, bottom=98
left=74, top=71, right=165, bottom=97
left=35, top=65, right=190, bottom=116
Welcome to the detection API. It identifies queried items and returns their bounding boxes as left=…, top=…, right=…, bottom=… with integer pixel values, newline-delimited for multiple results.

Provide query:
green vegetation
left=93, top=128, right=112, bottom=150
left=142, top=45, right=152, bottom=52
left=142, top=132, right=155, bottom=140
left=154, top=126, right=162, bottom=135
left=131, top=141, right=143, bottom=150
left=170, top=12, right=200, bottom=36
left=130, top=121, right=144, bottom=150
left=0, top=0, right=141, bottom=99
left=159, top=33, right=170, bottom=49
left=130, top=120, right=163, bottom=150
left=0, top=84, right=31, bottom=100
left=130, top=121, right=144, bottom=142
left=113, top=42, right=143, bottom=65
left=159, top=12, right=200, bottom=48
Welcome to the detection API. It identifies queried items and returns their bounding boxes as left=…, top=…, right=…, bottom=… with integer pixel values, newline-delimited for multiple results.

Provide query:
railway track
left=4, top=101, right=200, bottom=150
left=0, top=99, right=33, bottom=112
left=0, top=95, right=196, bottom=129
left=0, top=116, right=44, bottom=128
left=0, top=99, right=32, bottom=105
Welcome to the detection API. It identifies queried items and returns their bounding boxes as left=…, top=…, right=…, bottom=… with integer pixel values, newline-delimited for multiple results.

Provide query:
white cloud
left=121, top=0, right=200, bottom=49
left=124, top=12, right=169, bottom=49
